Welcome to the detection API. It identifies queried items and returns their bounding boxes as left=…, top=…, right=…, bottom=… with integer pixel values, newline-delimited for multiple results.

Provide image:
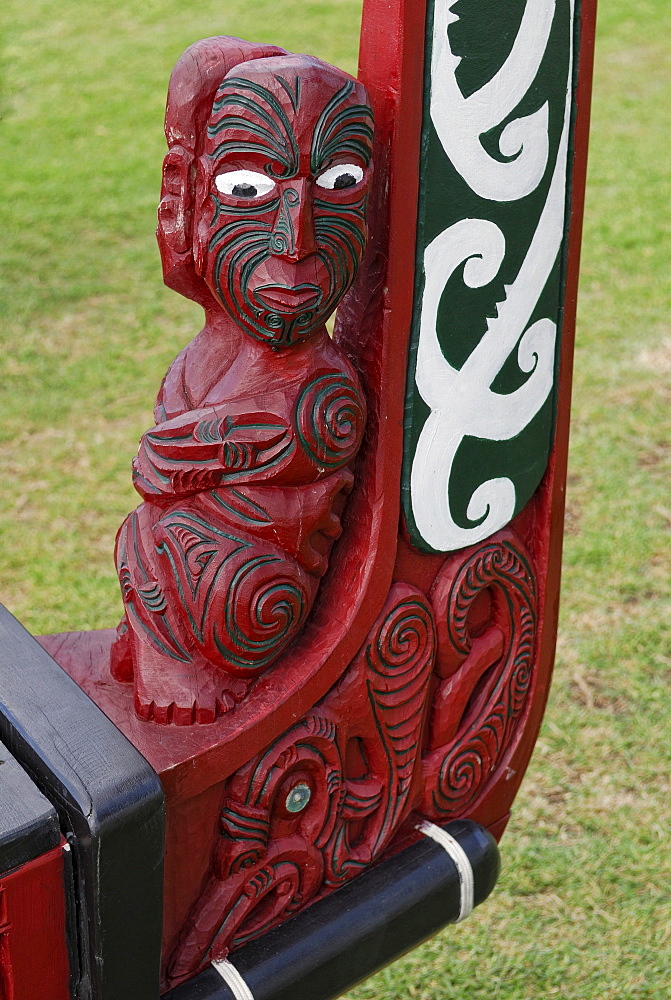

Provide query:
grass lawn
left=1, top=0, right=670, bottom=997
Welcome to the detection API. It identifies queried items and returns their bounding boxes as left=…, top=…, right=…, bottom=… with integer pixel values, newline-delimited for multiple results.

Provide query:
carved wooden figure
left=0, top=1, right=597, bottom=997
left=111, top=43, right=373, bottom=725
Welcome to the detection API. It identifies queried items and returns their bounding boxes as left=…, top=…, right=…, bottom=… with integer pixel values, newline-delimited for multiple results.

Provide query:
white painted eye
left=316, top=163, right=364, bottom=191
left=215, top=170, right=276, bottom=198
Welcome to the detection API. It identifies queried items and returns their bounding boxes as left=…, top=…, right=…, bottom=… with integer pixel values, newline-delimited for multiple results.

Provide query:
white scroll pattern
left=410, top=0, right=575, bottom=553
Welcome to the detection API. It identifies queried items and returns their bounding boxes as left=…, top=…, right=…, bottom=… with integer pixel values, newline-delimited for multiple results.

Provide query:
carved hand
left=132, top=407, right=293, bottom=499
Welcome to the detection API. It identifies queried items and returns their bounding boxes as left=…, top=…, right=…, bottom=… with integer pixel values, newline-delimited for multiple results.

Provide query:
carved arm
left=132, top=407, right=293, bottom=499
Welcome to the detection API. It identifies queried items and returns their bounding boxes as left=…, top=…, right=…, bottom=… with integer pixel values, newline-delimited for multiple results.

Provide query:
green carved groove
left=211, top=490, right=273, bottom=526
left=218, top=553, right=307, bottom=669
left=210, top=78, right=300, bottom=177
left=295, top=372, right=364, bottom=468
left=274, top=74, right=301, bottom=112
left=310, top=81, right=374, bottom=173
left=220, top=806, right=269, bottom=843
left=270, top=188, right=300, bottom=255
left=209, top=194, right=281, bottom=230
left=156, top=513, right=249, bottom=642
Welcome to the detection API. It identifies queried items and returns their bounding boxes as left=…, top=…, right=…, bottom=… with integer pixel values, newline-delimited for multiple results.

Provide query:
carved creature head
left=158, top=40, right=374, bottom=346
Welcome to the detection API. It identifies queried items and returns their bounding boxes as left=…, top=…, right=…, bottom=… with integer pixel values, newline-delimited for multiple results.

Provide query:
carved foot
left=131, top=639, right=252, bottom=725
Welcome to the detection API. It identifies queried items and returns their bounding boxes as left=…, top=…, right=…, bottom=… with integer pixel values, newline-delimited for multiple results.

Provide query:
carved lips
left=253, top=283, right=322, bottom=314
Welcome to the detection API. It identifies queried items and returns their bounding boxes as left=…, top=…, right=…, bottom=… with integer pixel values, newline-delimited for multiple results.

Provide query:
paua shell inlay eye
left=285, top=782, right=312, bottom=813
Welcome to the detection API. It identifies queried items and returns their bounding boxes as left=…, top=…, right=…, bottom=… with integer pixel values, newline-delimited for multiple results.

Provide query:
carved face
left=196, top=57, right=374, bottom=348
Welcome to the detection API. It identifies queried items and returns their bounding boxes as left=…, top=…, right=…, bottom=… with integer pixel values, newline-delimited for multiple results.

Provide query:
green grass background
left=1, top=0, right=670, bottom=996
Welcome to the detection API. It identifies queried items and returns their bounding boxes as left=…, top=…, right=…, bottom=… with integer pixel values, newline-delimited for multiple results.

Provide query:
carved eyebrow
left=208, top=78, right=300, bottom=177
left=274, top=74, right=301, bottom=112
left=310, top=81, right=374, bottom=174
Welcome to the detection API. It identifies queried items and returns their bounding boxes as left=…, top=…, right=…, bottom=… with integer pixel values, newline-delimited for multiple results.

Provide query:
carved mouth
left=254, top=284, right=322, bottom=314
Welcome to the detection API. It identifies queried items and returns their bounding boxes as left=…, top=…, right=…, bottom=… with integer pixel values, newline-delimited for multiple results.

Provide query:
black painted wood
left=0, top=605, right=165, bottom=1000
left=165, top=819, right=500, bottom=1000
left=0, top=737, right=61, bottom=877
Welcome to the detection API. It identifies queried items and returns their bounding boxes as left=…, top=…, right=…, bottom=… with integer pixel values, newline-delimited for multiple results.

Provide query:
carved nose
left=270, top=181, right=316, bottom=261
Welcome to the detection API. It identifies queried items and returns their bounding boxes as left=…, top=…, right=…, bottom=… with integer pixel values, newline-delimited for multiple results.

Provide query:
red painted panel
left=0, top=844, right=70, bottom=1000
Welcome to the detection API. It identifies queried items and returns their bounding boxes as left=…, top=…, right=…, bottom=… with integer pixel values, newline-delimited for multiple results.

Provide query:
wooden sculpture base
left=38, top=465, right=552, bottom=989
left=39, top=628, right=284, bottom=985
left=38, top=626, right=508, bottom=989
left=39, top=499, right=534, bottom=988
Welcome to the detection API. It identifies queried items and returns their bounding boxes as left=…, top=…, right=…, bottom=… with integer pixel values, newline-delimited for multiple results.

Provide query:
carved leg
left=114, top=500, right=318, bottom=724
left=111, top=589, right=252, bottom=724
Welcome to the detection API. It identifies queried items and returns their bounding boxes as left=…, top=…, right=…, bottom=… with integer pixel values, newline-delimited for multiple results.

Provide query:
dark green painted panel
left=402, top=0, right=580, bottom=553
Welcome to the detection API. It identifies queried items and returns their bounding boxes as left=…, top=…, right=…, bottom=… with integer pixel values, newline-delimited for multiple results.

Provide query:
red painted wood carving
left=422, top=532, right=537, bottom=819
left=167, top=584, right=435, bottom=978
left=0, top=890, right=8, bottom=1000
left=36, top=0, right=597, bottom=991
left=111, top=41, right=373, bottom=724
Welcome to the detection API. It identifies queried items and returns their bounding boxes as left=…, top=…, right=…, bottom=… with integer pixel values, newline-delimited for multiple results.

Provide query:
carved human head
left=158, top=39, right=374, bottom=348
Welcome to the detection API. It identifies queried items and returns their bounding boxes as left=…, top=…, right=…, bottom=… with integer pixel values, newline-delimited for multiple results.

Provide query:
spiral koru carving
left=323, top=587, right=436, bottom=885
left=424, top=533, right=537, bottom=817
left=214, top=553, right=310, bottom=671
left=295, top=372, right=365, bottom=469
left=150, top=509, right=314, bottom=675
left=365, top=591, right=436, bottom=833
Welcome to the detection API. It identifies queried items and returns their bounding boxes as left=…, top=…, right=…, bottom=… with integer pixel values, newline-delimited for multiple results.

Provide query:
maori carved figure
left=422, top=532, right=537, bottom=819
left=111, top=39, right=374, bottom=723
left=167, top=585, right=436, bottom=980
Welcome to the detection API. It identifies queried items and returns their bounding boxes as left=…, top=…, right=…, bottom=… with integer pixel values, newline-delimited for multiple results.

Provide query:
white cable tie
left=418, top=819, right=475, bottom=922
left=212, top=958, right=255, bottom=1000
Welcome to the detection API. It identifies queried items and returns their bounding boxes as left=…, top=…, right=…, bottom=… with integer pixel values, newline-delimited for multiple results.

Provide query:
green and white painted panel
left=402, top=0, right=578, bottom=553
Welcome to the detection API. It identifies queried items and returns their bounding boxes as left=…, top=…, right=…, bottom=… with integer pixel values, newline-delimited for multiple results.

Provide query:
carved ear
left=158, top=145, right=193, bottom=255
left=192, top=156, right=212, bottom=277
left=157, top=146, right=215, bottom=306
